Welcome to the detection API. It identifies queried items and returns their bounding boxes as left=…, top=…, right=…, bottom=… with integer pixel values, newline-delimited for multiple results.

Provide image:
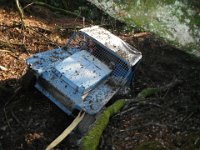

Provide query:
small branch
left=0, top=65, right=8, bottom=71
left=3, top=108, right=13, bottom=132
left=23, top=2, right=34, bottom=9
left=0, top=23, right=22, bottom=31
left=118, top=122, right=179, bottom=132
left=11, top=110, right=25, bottom=129
left=26, top=26, right=59, bottom=47
left=182, top=112, right=194, bottom=123
left=0, top=48, right=20, bottom=59
left=3, top=86, right=22, bottom=132
left=137, top=79, right=182, bottom=100
left=15, top=0, right=25, bottom=26
left=0, top=39, right=24, bottom=47
left=0, top=49, right=12, bottom=53
left=32, top=1, right=82, bottom=19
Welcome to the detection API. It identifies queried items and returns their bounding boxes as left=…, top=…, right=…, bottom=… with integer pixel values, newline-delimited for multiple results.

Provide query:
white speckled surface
left=55, top=50, right=111, bottom=92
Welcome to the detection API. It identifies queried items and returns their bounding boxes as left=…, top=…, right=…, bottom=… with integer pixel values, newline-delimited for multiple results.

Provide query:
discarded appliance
left=26, top=26, right=142, bottom=116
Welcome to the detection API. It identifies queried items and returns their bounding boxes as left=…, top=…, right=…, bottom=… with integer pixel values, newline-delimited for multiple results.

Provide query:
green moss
left=136, top=141, right=166, bottom=150
left=88, top=0, right=200, bottom=58
left=191, top=15, right=200, bottom=26
left=81, top=99, right=126, bottom=150
left=137, top=87, right=161, bottom=99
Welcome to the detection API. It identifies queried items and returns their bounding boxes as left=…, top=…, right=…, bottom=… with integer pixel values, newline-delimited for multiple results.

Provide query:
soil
left=0, top=5, right=200, bottom=150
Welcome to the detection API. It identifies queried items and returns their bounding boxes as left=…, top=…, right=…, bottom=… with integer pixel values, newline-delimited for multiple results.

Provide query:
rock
left=87, top=0, right=200, bottom=58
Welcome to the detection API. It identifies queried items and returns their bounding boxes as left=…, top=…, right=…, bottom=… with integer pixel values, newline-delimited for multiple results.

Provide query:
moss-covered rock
left=87, top=0, right=200, bottom=58
left=136, top=141, right=166, bottom=150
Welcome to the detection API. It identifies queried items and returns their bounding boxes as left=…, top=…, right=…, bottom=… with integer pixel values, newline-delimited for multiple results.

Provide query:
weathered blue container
left=26, top=26, right=142, bottom=116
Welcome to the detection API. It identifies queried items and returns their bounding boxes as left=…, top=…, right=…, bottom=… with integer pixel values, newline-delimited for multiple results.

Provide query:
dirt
left=101, top=34, right=200, bottom=149
left=0, top=5, right=200, bottom=150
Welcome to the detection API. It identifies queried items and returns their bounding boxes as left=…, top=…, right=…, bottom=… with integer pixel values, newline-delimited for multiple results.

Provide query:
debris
left=0, top=65, right=8, bottom=71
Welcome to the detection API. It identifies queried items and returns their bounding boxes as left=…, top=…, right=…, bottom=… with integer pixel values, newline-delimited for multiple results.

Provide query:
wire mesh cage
left=65, top=31, right=132, bottom=87
left=26, top=26, right=142, bottom=115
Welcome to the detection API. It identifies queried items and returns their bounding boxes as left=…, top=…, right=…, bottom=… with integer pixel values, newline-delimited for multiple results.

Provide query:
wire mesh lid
left=80, top=26, right=142, bottom=66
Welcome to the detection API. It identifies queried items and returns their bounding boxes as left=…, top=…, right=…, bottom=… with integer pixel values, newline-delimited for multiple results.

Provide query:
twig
left=182, top=112, right=194, bottom=123
left=137, top=79, right=182, bottom=100
left=23, top=2, right=34, bottom=9
left=0, top=39, right=24, bottom=47
left=11, top=110, right=25, bottom=129
left=0, top=23, right=21, bottom=31
left=114, top=80, right=181, bottom=117
left=3, top=108, right=12, bottom=132
left=26, top=25, right=52, bottom=34
left=0, top=48, right=19, bottom=59
left=114, top=99, right=173, bottom=118
left=15, top=0, right=25, bottom=26
left=4, top=86, right=22, bottom=108
left=0, top=49, right=12, bottom=53
left=133, top=32, right=151, bottom=38
left=32, top=1, right=82, bottom=19
left=119, top=122, right=179, bottom=132
left=116, top=106, right=137, bottom=116
left=0, top=65, right=8, bottom=71
left=3, top=86, right=22, bottom=132
left=26, top=26, right=59, bottom=47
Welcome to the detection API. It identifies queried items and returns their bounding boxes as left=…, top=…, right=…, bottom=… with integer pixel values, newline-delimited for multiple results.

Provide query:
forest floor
left=0, top=5, right=200, bottom=150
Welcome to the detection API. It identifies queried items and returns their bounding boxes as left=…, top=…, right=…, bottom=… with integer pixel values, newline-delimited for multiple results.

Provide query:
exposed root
left=137, top=79, right=182, bottom=100
left=80, top=80, right=182, bottom=150
left=45, top=111, right=85, bottom=150
left=81, top=100, right=126, bottom=150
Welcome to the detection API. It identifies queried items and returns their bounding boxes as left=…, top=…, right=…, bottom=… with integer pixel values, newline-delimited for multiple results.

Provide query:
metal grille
left=65, top=32, right=131, bottom=86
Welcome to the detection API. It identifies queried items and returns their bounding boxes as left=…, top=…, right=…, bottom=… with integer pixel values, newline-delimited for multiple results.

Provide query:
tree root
left=46, top=112, right=85, bottom=150
left=80, top=100, right=126, bottom=150
left=137, top=79, right=182, bottom=100
left=137, top=87, right=161, bottom=100
left=80, top=79, right=182, bottom=150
